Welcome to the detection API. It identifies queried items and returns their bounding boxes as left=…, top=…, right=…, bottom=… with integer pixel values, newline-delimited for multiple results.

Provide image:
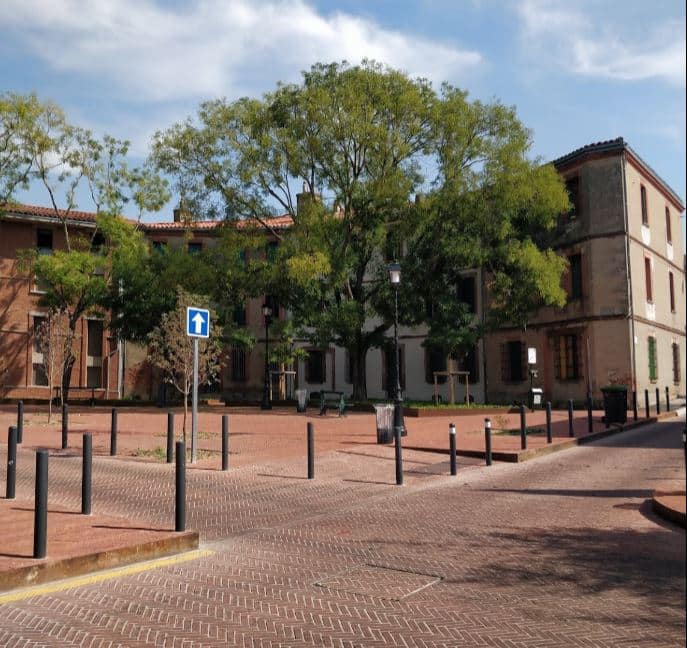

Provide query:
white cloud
left=0, top=0, right=482, bottom=102
left=518, top=0, right=685, bottom=87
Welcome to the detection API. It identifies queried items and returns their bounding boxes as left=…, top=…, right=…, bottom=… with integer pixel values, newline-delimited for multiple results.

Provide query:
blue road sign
left=186, top=307, right=210, bottom=338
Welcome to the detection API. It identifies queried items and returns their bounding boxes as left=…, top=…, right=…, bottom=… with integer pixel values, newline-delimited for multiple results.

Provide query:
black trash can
left=374, top=404, right=395, bottom=444
left=601, top=385, right=628, bottom=425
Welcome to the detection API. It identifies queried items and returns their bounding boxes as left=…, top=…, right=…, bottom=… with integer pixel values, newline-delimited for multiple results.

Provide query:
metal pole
left=6, top=426, right=17, bottom=499
left=221, top=415, right=229, bottom=471
left=175, top=441, right=186, bottom=532
left=449, top=423, right=457, bottom=476
left=33, top=450, right=48, bottom=559
left=568, top=399, right=574, bottom=437
left=632, top=390, right=638, bottom=421
left=484, top=418, right=492, bottom=466
left=655, top=387, right=660, bottom=415
left=167, top=411, right=174, bottom=464
left=665, top=386, right=670, bottom=412
left=61, top=403, right=68, bottom=449
left=545, top=402, right=552, bottom=444
left=82, top=433, right=92, bottom=515
left=587, top=396, right=593, bottom=434
left=307, top=422, right=314, bottom=480
left=644, top=389, right=650, bottom=419
left=519, top=403, right=527, bottom=450
left=192, top=337, right=199, bottom=463
left=261, top=315, right=272, bottom=410
left=393, top=287, right=405, bottom=436
left=394, top=425, right=403, bottom=485
left=110, top=408, right=117, bottom=456
left=17, top=401, right=23, bottom=444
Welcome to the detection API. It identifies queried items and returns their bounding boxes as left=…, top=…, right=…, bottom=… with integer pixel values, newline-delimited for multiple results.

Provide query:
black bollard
left=394, top=426, right=403, bottom=485
left=307, top=422, right=314, bottom=480
left=449, top=423, right=457, bottom=476
left=110, top=408, right=117, bottom=456
left=33, top=450, right=48, bottom=559
left=167, top=411, right=174, bottom=464
left=61, top=403, right=68, bottom=449
left=568, top=399, right=574, bottom=437
left=17, top=401, right=24, bottom=444
left=632, top=390, right=638, bottom=421
left=587, top=396, right=593, bottom=434
left=175, top=441, right=185, bottom=532
left=82, top=433, right=92, bottom=515
left=545, top=402, right=552, bottom=444
left=519, top=403, right=527, bottom=450
left=485, top=418, right=492, bottom=466
left=221, top=415, right=229, bottom=471
left=6, top=426, right=17, bottom=499
left=665, top=386, right=670, bottom=412
left=655, top=387, right=660, bottom=415
left=644, top=389, right=650, bottom=419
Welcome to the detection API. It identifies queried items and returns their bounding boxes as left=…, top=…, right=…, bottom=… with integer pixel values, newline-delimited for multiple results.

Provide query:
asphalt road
left=0, top=415, right=685, bottom=647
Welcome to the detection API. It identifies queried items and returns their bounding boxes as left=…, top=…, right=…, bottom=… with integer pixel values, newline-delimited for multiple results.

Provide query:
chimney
left=173, top=199, right=189, bottom=223
left=296, top=182, right=320, bottom=217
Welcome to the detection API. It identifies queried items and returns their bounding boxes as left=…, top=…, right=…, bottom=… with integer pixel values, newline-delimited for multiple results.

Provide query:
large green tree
left=152, top=61, right=569, bottom=400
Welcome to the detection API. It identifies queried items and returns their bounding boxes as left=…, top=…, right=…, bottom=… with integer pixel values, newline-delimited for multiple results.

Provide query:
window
left=665, top=207, right=672, bottom=243
left=644, top=257, right=653, bottom=302
left=305, top=350, right=325, bottom=384
left=552, top=334, right=580, bottom=380
left=187, top=242, right=202, bottom=254
left=565, top=176, right=579, bottom=217
left=640, top=185, right=648, bottom=225
left=86, top=367, right=102, bottom=388
left=87, top=320, right=103, bottom=358
left=501, top=341, right=525, bottom=382
left=266, top=241, right=279, bottom=263
left=231, top=345, right=247, bottom=382
left=457, top=276, right=476, bottom=313
left=568, top=254, right=582, bottom=300
left=648, top=336, right=657, bottom=382
left=383, top=346, right=406, bottom=395
left=233, top=303, right=246, bottom=327
left=265, top=294, right=280, bottom=319
left=425, top=347, right=447, bottom=384
left=32, top=316, right=48, bottom=386
left=457, top=346, right=480, bottom=384
left=36, top=228, right=53, bottom=254
left=672, top=343, right=681, bottom=384
left=90, top=232, right=105, bottom=254
left=152, top=240, right=167, bottom=252
left=669, top=272, right=675, bottom=312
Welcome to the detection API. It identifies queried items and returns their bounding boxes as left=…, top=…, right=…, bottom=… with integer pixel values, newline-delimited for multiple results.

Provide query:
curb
left=652, top=491, right=687, bottom=528
left=0, top=530, right=199, bottom=593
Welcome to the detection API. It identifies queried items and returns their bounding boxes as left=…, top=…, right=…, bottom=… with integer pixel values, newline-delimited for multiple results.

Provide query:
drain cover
left=315, top=564, right=441, bottom=600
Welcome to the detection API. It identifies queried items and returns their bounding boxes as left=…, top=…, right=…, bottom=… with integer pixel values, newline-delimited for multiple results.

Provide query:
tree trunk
left=61, top=352, right=76, bottom=408
left=350, top=340, right=368, bottom=401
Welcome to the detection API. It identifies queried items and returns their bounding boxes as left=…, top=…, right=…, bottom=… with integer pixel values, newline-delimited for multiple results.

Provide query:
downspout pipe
left=620, top=150, right=637, bottom=392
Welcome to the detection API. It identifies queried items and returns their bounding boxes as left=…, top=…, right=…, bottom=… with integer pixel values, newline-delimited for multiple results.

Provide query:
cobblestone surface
left=0, top=415, right=685, bottom=647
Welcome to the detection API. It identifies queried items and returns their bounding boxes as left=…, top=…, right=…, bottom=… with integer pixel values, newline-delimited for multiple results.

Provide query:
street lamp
left=387, top=262, right=405, bottom=435
left=261, top=303, right=273, bottom=410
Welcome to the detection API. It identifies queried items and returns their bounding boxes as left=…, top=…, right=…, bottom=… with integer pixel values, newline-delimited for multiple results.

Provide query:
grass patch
left=135, top=446, right=167, bottom=460
left=493, top=428, right=544, bottom=436
left=404, top=400, right=504, bottom=409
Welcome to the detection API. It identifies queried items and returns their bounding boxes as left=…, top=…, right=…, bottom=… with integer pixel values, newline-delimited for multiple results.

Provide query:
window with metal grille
left=672, top=343, right=681, bottom=384
left=425, top=347, right=447, bottom=384
left=233, top=303, right=246, bottom=327
left=306, top=350, right=325, bottom=384
left=569, top=254, right=582, bottom=300
left=553, top=334, right=580, bottom=380
left=640, top=185, right=648, bottom=225
left=501, top=341, right=526, bottom=382
left=458, top=346, right=480, bottom=384
left=648, top=336, right=658, bottom=382
left=457, top=275, right=476, bottom=313
left=187, top=242, right=202, bottom=254
left=231, top=345, right=246, bottom=382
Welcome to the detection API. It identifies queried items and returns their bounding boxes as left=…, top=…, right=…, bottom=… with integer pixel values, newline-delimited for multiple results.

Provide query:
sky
left=1, top=0, right=685, bottom=232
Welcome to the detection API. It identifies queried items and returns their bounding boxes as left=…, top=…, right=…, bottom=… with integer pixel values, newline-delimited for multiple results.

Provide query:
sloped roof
left=2, top=202, right=99, bottom=224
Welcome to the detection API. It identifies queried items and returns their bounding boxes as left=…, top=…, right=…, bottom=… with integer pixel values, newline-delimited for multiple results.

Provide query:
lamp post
left=261, top=303, right=273, bottom=410
left=387, top=262, right=405, bottom=436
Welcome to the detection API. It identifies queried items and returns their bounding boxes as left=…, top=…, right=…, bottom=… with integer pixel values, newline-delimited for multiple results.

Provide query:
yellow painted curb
left=0, top=549, right=213, bottom=604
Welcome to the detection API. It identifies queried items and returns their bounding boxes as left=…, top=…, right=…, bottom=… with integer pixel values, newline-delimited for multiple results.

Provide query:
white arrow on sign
left=191, top=311, right=206, bottom=335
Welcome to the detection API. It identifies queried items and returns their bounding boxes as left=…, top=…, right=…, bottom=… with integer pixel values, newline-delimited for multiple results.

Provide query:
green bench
left=319, top=390, right=346, bottom=417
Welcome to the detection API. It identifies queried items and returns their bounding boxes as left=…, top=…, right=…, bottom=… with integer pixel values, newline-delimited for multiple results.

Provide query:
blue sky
left=1, top=0, right=685, bottom=234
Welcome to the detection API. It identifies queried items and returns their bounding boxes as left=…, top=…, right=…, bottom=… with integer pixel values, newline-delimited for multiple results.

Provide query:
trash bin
left=374, top=404, right=395, bottom=444
left=295, top=389, right=308, bottom=413
left=528, top=388, right=543, bottom=410
left=601, top=385, right=627, bottom=425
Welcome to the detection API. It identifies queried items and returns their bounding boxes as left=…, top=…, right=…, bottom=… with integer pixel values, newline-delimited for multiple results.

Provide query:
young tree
left=147, top=289, right=223, bottom=447
left=33, top=309, right=71, bottom=422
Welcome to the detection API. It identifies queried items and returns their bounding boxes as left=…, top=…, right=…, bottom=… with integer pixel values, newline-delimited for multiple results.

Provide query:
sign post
left=186, top=307, right=210, bottom=464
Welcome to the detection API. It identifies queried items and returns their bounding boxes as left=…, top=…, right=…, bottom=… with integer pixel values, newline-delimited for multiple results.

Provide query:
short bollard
left=394, top=426, right=403, bottom=486
left=175, top=441, right=185, bottom=532
left=545, top=402, right=552, bottom=444
left=665, top=386, right=670, bottom=412
left=110, top=408, right=117, bottom=456
left=6, top=426, right=17, bottom=499
left=221, top=415, right=229, bottom=471
left=644, top=389, right=650, bottom=419
left=167, top=411, right=174, bottom=464
left=82, top=433, right=92, bottom=515
left=567, top=399, right=574, bottom=437
left=655, top=388, right=660, bottom=415
left=307, top=422, right=314, bottom=480
left=33, top=450, right=48, bottom=559
left=519, top=403, right=527, bottom=450
left=484, top=418, right=492, bottom=466
left=449, top=423, right=457, bottom=476
left=61, top=403, right=69, bottom=450
left=586, top=396, right=593, bottom=434
left=17, top=401, right=24, bottom=444
left=632, top=390, right=638, bottom=421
